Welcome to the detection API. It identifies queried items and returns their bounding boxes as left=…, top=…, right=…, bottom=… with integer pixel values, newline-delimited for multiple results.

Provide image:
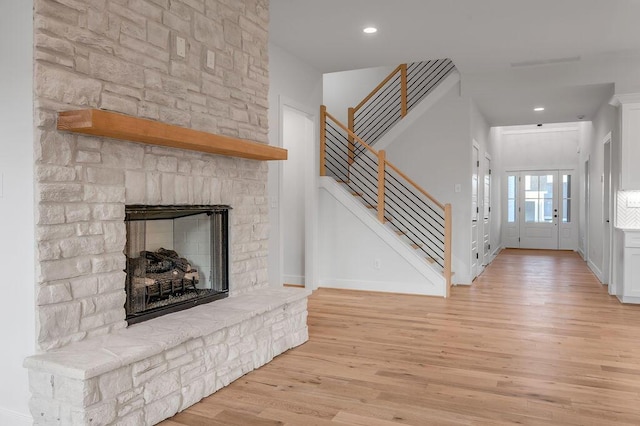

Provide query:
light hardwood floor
left=161, top=249, right=640, bottom=425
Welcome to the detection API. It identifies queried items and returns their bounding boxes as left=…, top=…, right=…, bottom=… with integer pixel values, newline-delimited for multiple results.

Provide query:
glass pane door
left=520, top=172, right=558, bottom=249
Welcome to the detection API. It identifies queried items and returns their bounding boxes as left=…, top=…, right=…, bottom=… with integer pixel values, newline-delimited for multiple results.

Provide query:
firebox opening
left=124, top=205, right=230, bottom=325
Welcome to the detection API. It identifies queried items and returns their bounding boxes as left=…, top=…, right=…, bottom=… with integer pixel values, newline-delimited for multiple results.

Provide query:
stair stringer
left=318, top=176, right=447, bottom=297
left=374, top=70, right=460, bottom=152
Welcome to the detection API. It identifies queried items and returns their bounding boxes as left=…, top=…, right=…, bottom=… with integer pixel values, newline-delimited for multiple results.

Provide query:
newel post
left=444, top=203, right=452, bottom=297
left=348, top=107, right=355, bottom=165
left=320, top=105, right=326, bottom=176
left=377, top=150, right=386, bottom=223
left=400, top=64, right=408, bottom=118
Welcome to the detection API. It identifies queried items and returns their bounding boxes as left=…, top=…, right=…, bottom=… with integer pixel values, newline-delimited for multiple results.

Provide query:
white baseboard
left=587, top=259, right=604, bottom=283
left=0, top=407, right=32, bottom=426
left=577, top=247, right=586, bottom=261
left=283, top=274, right=305, bottom=286
left=318, top=278, right=442, bottom=297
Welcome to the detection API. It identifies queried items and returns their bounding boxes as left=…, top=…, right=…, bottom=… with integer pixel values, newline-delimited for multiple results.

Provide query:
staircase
left=320, top=59, right=456, bottom=296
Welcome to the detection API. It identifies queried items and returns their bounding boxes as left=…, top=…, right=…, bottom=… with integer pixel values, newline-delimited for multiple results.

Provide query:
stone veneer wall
left=34, top=0, right=271, bottom=351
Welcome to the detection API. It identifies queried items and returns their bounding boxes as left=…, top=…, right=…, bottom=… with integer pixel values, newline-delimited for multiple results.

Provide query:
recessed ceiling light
left=363, top=27, right=377, bottom=34
left=534, top=107, right=545, bottom=112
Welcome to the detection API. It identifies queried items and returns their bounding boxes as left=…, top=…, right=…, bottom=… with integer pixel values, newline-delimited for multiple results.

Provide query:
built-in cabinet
left=614, top=228, right=640, bottom=303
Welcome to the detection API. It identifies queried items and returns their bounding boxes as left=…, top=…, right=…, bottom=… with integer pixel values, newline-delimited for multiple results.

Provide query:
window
left=562, top=174, right=571, bottom=223
left=507, top=175, right=516, bottom=223
left=524, top=174, right=554, bottom=223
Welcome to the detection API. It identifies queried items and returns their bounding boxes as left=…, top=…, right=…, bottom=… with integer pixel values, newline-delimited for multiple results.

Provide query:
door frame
left=276, top=96, right=319, bottom=290
left=482, top=152, right=492, bottom=265
left=502, top=169, right=577, bottom=251
left=602, top=133, right=612, bottom=286
left=471, top=140, right=480, bottom=279
left=583, top=157, right=590, bottom=262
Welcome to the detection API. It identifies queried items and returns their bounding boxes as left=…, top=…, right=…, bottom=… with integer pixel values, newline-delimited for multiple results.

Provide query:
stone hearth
left=25, top=287, right=309, bottom=425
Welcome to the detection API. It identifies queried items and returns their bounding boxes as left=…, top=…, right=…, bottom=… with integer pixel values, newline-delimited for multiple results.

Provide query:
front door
left=503, top=170, right=576, bottom=250
left=520, top=172, right=558, bottom=249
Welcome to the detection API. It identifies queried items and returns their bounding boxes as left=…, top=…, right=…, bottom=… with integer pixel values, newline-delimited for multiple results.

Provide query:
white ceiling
left=270, top=0, right=640, bottom=126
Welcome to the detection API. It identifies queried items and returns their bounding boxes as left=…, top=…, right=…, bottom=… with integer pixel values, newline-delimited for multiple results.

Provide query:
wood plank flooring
left=161, top=249, right=640, bottom=425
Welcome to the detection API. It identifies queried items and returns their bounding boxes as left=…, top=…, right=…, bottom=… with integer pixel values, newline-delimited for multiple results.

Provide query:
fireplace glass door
left=124, top=205, right=229, bottom=324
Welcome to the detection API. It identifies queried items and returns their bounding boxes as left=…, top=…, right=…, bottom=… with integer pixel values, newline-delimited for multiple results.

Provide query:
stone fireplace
left=24, top=0, right=310, bottom=424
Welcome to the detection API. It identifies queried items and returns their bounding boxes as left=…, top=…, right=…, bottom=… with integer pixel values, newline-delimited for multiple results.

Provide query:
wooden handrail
left=323, top=107, right=444, bottom=210
left=321, top=105, right=453, bottom=295
left=324, top=110, right=378, bottom=156
left=384, top=159, right=445, bottom=210
left=353, top=64, right=404, bottom=113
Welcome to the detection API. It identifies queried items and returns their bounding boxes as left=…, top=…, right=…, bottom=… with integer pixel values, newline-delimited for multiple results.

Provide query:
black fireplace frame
left=124, top=205, right=230, bottom=325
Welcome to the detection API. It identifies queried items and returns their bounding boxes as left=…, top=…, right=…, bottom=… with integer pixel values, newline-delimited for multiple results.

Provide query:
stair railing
left=321, top=105, right=452, bottom=296
left=348, top=59, right=456, bottom=157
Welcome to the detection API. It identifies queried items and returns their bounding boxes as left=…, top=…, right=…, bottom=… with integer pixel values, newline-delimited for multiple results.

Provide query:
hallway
left=163, top=249, right=640, bottom=425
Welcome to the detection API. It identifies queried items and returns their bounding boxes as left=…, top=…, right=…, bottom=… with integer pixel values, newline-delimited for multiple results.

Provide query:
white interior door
left=482, top=154, right=491, bottom=263
left=471, top=143, right=479, bottom=279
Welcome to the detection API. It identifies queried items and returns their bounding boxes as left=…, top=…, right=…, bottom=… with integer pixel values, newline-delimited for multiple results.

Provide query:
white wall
left=267, top=43, right=323, bottom=288
left=318, top=187, right=441, bottom=293
left=579, top=98, right=619, bottom=281
left=385, top=83, right=475, bottom=284
left=323, top=64, right=396, bottom=124
left=488, top=127, right=503, bottom=256
left=281, top=107, right=312, bottom=284
left=0, top=0, right=35, bottom=424
left=499, top=124, right=580, bottom=171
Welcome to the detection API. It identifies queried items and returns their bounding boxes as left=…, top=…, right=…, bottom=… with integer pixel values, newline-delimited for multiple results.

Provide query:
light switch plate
left=0, top=172, right=3, bottom=198
left=454, top=183, right=461, bottom=193
left=206, top=50, right=215, bottom=69
left=176, top=36, right=186, bottom=58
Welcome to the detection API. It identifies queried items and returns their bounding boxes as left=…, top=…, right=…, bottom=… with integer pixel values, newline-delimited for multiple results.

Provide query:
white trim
left=0, top=408, right=31, bottom=426
left=318, top=278, right=441, bottom=295
left=602, top=133, right=613, bottom=287
left=617, top=294, right=640, bottom=304
left=375, top=71, right=460, bottom=151
left=505, top=167, right=578, bottom=173
left=588, top=259, right=604, bottom=283
left=610, top=93, right=640, bottom=107
left=319, top=176, right=446, bottom=296
left=278, top=96, right=319, bottom=290
left=283, top=274, right=305, bottom=285
left=501, top=126, right=579, bottom=135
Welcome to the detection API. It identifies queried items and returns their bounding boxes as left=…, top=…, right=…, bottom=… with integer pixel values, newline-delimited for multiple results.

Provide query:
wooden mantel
left=57, top=109, right=287, bottom=161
